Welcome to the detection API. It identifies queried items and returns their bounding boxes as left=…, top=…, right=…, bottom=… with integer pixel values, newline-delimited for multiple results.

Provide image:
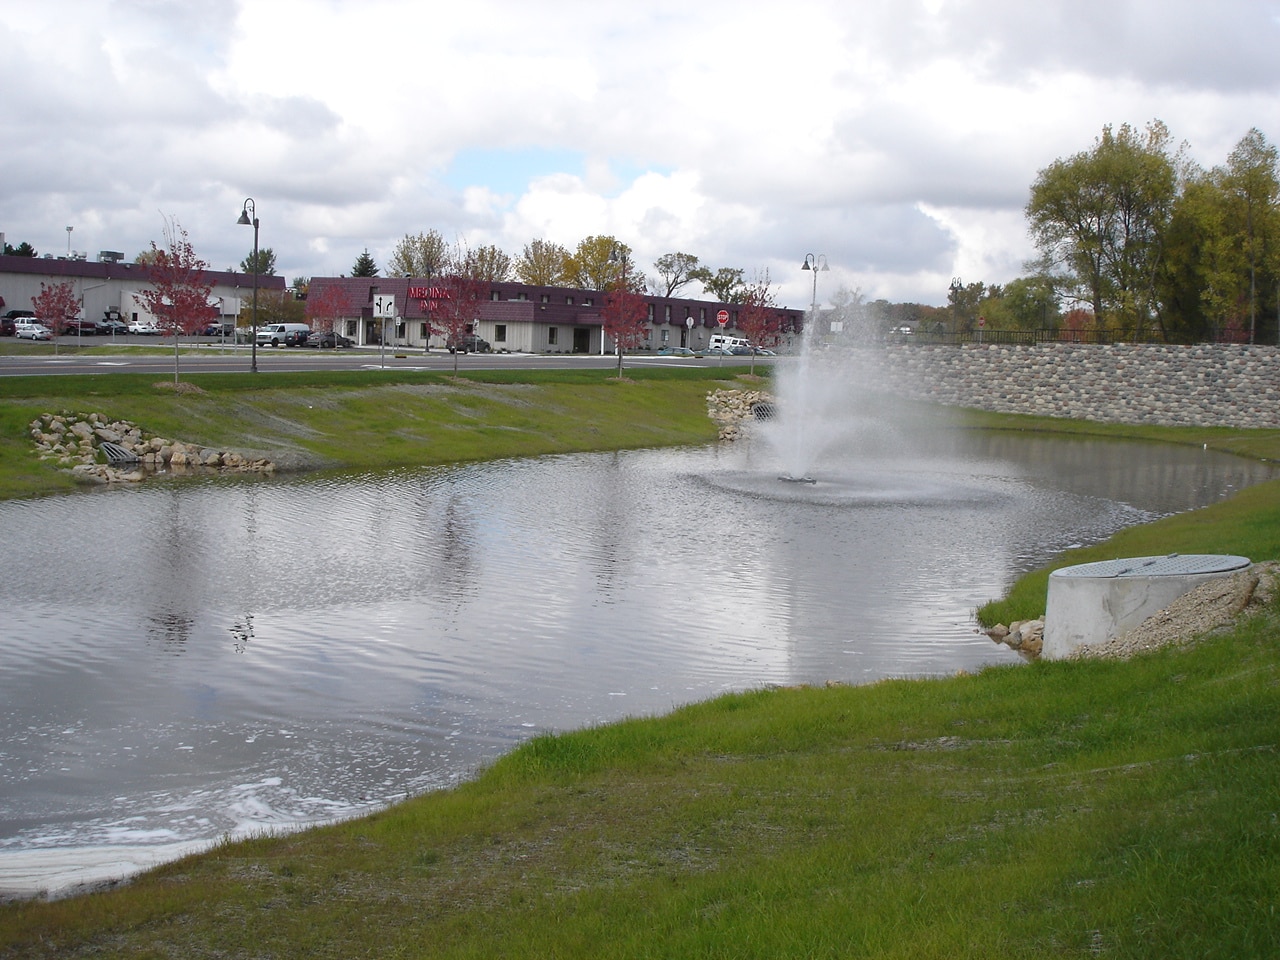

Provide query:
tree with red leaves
left=137, top=217, right=217, bottom=383
left=736, top=271, right=779, bottom=376
left=602, top=281, right=649, bottom=378
left=305, top=283, right=352, bottom=342
left=433, top=274, right=487, bottom=373
left=31, top=281, right=80, bottom=350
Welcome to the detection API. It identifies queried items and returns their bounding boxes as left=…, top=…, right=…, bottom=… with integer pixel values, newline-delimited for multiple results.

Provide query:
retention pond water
left=0, top=432, right=1273, bottom=897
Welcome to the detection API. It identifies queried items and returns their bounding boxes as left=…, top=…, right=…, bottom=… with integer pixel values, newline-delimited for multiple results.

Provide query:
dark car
left=201, top=322, right=235, bottom=337
left=282, top=328, right=311, bottom=347
left=304, top=331, right=354, bottom=349
left=2, top=309, right=36, bottom=336
left=64, top=318, right=102, bottom=335
left=447, top=334, right=491, bottom=354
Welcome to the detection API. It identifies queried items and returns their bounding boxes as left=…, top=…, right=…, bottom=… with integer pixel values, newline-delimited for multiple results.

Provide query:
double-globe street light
left=801, top=253, right=828, bottom=342
left=237, top=198, right=260, bottom=373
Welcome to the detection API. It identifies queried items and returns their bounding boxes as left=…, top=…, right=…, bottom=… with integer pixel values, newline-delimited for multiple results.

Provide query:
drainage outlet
left=1042, top=554, right=1251, bottom=660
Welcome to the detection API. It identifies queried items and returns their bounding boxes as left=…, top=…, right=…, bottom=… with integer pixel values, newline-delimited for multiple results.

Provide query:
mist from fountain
left=765, top=304, right=886, bottom=485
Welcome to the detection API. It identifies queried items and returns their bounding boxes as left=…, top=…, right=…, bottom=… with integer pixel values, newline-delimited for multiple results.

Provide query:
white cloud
left=0, top=0, right=1276, bottom=307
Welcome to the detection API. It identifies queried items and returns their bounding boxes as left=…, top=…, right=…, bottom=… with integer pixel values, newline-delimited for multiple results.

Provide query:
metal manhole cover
left=1051, top=554, right=1251, bottom=580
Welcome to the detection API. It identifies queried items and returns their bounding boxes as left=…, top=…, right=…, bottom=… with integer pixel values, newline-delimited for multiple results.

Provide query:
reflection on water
left=0, top=433, right=1273, bottom=895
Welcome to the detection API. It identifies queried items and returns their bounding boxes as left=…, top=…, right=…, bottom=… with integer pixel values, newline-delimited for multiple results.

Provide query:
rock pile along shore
left=30, top=412, right=276, bottom=484
left=706, top=388, right=775, bottom=440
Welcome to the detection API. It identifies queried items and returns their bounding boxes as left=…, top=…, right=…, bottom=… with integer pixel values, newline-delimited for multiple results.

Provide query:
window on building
left=699, top=307, right=706, bottom=321
left=540, top=294, right=550, bottom=303
left=368, top=285, right=378, bottom=302
left=515, top=292, right=528, bottom=301
left=662, top=329, right=670, bottom=343
left=345, top=320, right=356, bottom=336
left=647, top=304, right=655, bottom=320
left=491, top=290, right=500, bottom=301
left=664, top=305, right=671, bottom=321
left=583, top=297, right=593, bottom=306
left=495, top=324, right=507, bottom=343
left=420, top=322, right=430, bottom=338
left=565, top=296, right=574, bottom=305
left=548, top=327, right=558, bottom=345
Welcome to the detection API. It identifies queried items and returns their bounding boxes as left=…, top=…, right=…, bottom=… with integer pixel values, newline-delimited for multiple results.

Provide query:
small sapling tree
left=736, top=271, right=780, bottom=376
left=433, top=274, right=487, bottom=373
left=305, top=283, right=353, bottom=345
left=31, top=281, right=81, bottom=352
left=137, top=217, right=217, bottom=383
left=602, top=281, right=649, bottom=378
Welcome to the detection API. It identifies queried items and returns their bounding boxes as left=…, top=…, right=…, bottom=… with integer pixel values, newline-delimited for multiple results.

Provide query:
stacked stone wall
left=875, top=342, right=1279, bottom=429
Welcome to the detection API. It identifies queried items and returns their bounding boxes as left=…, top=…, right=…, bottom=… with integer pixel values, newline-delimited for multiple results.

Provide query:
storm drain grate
left=99, top=441, right=139, bottom=464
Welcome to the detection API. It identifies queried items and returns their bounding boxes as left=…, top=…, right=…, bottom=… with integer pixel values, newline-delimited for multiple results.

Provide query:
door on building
left=572, top=327, right=591, bottom=353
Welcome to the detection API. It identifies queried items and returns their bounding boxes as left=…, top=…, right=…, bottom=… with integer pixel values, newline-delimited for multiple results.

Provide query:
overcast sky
left=2, top=0, right=1277, bottom=309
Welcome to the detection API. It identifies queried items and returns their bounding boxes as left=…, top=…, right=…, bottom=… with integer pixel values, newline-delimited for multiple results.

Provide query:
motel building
left=0, top=252, right=287, bottom=329
left=307, top=277, right=806, bottom=354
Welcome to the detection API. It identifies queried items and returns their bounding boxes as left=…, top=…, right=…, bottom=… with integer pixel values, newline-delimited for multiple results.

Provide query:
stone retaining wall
left=874, top=342, right=1279, bottom=429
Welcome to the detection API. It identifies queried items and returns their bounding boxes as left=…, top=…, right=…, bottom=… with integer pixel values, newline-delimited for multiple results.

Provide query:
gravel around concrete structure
left=1066, top=561, right=1278, bottom=660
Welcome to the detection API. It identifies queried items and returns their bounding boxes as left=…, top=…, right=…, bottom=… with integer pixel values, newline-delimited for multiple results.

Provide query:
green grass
left=0, top=368, right=732, bottom=499
left=2, top=371, right=1280, bottom=957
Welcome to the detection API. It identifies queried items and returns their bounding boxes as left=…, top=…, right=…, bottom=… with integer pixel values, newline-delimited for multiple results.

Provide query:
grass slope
left=0, top=368, right=727, bottom=498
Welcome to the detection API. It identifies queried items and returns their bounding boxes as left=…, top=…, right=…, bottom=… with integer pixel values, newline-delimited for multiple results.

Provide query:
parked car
left=64, top=318, right=101, bottom=335
left=200, top=322, right=235, bottom=337
left=657, top=346, right=696, bottom=357
left=256, top=322, right=311, bottom=347
left=304, top=331, right=354, bottom=349
left=15, top=321, right=53, bottom=340
left=446, top=333, right=491, bottom=354
left=98, top=318, right=128, bottom=335
left=2, top=309, right=36, bottom=336
left=128, top=319, right=160, bottom=334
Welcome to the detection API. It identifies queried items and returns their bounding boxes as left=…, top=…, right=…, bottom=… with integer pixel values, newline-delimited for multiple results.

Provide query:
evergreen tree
left=240, top=247, right=277, bottom=276
left=351, top=248, right=379, bottom=277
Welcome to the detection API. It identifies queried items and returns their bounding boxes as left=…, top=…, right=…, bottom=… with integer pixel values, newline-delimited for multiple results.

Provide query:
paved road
left=0, top=340, right=771, bottom=377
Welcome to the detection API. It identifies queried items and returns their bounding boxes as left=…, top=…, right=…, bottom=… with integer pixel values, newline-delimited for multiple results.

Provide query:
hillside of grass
left=0, top=368, right=730, bottom=500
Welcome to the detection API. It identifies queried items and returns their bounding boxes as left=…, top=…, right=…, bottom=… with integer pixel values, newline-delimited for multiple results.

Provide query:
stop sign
left=716, top=309, right=729, bottom=324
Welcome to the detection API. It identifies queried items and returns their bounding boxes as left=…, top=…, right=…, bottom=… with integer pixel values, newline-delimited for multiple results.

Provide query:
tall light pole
left=237, top=199, right=259, bottom=373
left=801, top=253, right=828, bottom=341
left=608, top=244, right=631, bottom=361
left=66, top=226, right=73, bottom=256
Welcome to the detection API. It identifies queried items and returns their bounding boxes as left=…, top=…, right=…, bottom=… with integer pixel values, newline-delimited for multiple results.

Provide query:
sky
left=2, top=0, right=1277, bottom=310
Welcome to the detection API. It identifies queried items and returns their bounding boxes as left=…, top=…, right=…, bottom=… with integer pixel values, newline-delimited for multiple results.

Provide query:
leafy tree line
left=334, top=230, right=758, bottom=305
left=870, top=122, right=1278, bottom=345
left=1024, top=121, right=1279, bottom=344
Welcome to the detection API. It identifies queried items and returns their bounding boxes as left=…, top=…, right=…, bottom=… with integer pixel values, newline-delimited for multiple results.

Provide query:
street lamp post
left=608, top=244, right=631, bottom=359
left=237, top=199, right=260, bottom=373
left=801, top=254, right=828, bottom=340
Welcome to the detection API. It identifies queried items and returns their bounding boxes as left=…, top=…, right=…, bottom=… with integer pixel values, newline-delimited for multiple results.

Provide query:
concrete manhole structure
left=1042, top=554, right=1252, bottom=660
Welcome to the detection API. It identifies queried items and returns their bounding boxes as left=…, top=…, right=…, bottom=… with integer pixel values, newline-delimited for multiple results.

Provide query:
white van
left=707, top=334, right=751, bottom=354
left=256, top=323, right=311, bottom=347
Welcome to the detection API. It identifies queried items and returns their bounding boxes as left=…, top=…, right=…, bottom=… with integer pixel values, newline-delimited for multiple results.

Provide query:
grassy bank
left=2, top=372, right=1279, bottom=956
left=0, top=368, right=730, bottom=500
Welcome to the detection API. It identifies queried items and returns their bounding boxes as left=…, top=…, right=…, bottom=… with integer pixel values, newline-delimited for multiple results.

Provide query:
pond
left=0, top=431, right=1274, bottom=896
